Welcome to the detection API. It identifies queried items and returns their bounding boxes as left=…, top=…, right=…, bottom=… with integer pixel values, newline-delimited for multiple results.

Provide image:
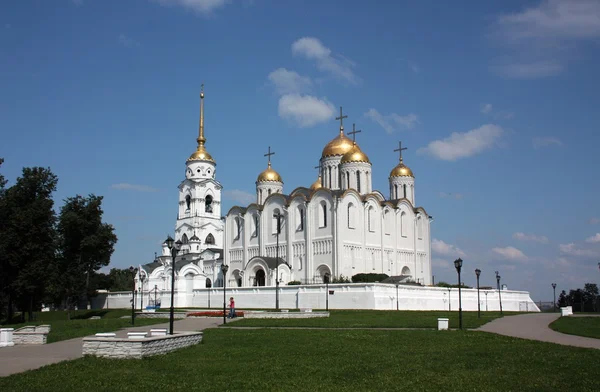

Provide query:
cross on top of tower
left=348, top=123, right=362, bottom=143
left=335, top=106, right=348, bottom=130
left=394, top=141, right=408, bottom=162
left=264, top=146, right=275, bottom=166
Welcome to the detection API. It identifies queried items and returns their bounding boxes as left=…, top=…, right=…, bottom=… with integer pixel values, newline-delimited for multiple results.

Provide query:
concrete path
left=0, top=317, right=222, bottom=377
left=477, top=313, right=600, bottom=349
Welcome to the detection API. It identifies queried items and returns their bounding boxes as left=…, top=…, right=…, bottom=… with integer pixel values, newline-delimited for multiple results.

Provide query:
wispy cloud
left=278, top=94, right=335, bottom=128
left=223, top=189, right=255, bottom=205
left=267, top=68, right=312, bottom=95
left=118, top=33, right=139, bottom=48
left=111, top=183, right=160, bottom=192
left=513, top=232, right=549, bottom=244
left=291, top=37, right=358, bottom=84
left=492, top=246, right=529, bottom=262
left=590, top=218, right=600, bottom=225
left=417, top=124, right=504, bottom=161
left=152, top=0, right=228, bottom=15
left=585, top=233, right=600, bottom=243
left=481, top=103, right=493, bottom=114
left=559, top=243, right=597, bottom=257
left=364, top=109, right=418, bottom=133
left=481, top=103, right=514, bottom=119
left=491, top=0, right=600, bottom=78
left=439, top=192, right=464, bottom=200
left=533, top=137, right=563, bottom=149
left=432, top=239, right=466, bottom=257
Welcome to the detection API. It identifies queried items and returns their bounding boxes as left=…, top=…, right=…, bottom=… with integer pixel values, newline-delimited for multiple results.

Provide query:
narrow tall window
left=319, top=202, right=327, bottom=228
left=328, top=167, right=332, bottom=188
left=384, top=210, right=390, bottom=235
left=356, top=171, right=361, bottom=193
left=401, top=212, right=407, bottom=237
left=205, top=195, right=213, bottom=213
left=205, top=233, right=215, bottom=245
left=182, top=234, right=189, bottom=244
left=346, top=172, right=350, bottom=189
left=348, top=203, right=355, bottom=229
left=368, top=207, right=375, bottom=232
left=297, top=207, right=304, bottom=231
left=417, top=216, right=423, bottom=239
left=268, top=189, right=271, bottom=195
left=185, top=195, right=191, bottom=210
left=394, top=184, right=398, bottom=199
left=403, top=184, right=407, bottom=199
left=252, top=214, right=259, bottom=237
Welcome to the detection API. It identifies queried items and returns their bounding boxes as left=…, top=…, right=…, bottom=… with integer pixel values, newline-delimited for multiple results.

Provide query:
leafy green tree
left=107, top=268, right=134, bottom=291
left=557, top=290, right=569, bottom=307
left=0, top=167, right=58, bottom=321
left=53, top=195, right=117, bottom=311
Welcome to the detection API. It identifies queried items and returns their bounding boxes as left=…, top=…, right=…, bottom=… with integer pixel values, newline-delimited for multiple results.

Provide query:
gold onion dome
left=321, top=130, right=355, bottom=158
left=310, top=175, right=323, bottom=190
left=390, top=159, right=414, bottom=178
left=188, top=146, right=214, bottom=163
left=187, top=88, right=215, bottom=163
left=340, top=143, right=370, bottom=164
left=257, top=162, right=283, bottom=183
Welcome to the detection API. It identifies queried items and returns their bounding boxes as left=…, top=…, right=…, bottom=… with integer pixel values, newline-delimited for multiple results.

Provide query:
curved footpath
left=477, top=313, right=600, bottom=349
left=0, top=317, right=223, bottom=377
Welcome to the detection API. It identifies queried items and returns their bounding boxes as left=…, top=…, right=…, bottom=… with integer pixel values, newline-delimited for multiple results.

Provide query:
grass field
left=550, top=317, right=600, bottom=339
left=0, top=328, right=598, bottom=391
left=225, top=310, right=513, bottom=329
left=1, top=310, right=169, bottom=343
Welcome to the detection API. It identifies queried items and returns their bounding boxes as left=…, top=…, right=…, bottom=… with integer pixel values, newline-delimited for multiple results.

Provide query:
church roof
left=141, top=261, right=163, bottom=274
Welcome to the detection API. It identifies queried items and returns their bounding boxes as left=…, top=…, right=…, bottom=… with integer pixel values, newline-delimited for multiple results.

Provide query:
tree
left=107, top=268, right=134, bottom=291
left=557, top=290, right=569, bottom=307
left=53, top=195, right=117, bottom=311
left=0, top=167, right=58, bottom=321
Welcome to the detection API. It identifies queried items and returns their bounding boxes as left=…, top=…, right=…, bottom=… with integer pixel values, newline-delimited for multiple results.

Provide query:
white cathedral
left=138, top=90, right=431, bottom=294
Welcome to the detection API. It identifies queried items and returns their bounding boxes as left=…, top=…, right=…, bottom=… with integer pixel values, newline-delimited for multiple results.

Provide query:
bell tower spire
left=187, top=84, right=215, bottom=163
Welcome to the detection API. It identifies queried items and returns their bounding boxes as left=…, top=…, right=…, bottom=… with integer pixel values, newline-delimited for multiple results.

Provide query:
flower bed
left=187, top=311, right=244, bottom=318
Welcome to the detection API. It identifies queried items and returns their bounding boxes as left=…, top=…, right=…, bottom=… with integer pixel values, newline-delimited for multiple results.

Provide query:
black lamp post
left=454, top=258, right=463, bottom=330
left=396, top=283, right=399, bottom=311
left=552, top=283, right=557, bottom=312
left=324, top=272, right=331, bottom=311
left=274, top=211, right=282, bottom=310
left=128, top=266, right=137, bottom=325
left=221, top=263, right=229, bottom=324
left=495, top=271, right=503, bottom=315
left=154, top=284, right=158, bottom=308
left=165, top=235, right=182, bottom=335
left=139, top=273, right=146, bottom=311
left=475, top=268, right=481, bottom=318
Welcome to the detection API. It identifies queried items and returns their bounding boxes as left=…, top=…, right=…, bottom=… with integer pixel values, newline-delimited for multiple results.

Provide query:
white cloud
left=432, top=239, right=466, bottom=257
left=585, top=233, right=600, bottom=243
left=559, top=243, right=598, bottom=257
left=223, top=189, right=255, bottom=205
left=481, top=103, right=493, bottom=114
left=439, top=192, right=464, bottom=200
left=291, top=37, right=358, bottom=84
left=365, top=108, right=418, bottom=134
left=491, top=1, right=600, bottom=78
left=110, top=183, right=159, bottom=192
left=278, top=94, right=335, bottom=128
left=590, top=218, right=600, bottom=225
left=118, top=34, right=139, bottom=48
left=513, top=232, right=549, bottom=244
left=533, top=136, right=563, bottom=149
left=152, top=0, right=227, bottom=15
left=492, top=246, right=529, bottom=262
left=268, top=68, right=312, bottom=95
left=417, top=124, right=504, bottom=161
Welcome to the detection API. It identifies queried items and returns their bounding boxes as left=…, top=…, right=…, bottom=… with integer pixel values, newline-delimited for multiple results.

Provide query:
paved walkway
left=477, top=313, right=600, bottom=349
left=0, top=317, right=223, bottom=377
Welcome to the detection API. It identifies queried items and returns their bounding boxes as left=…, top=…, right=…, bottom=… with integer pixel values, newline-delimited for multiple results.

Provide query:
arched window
left=252, top=214, right=259, bottom=237
left=185, top=195, right=191, bottom=210
left=394, top=184, right=398, bottom=199
left=259, top=189, right=263, bottom=202
left=356, top=171, right=361, bottom=193
left=319, top=202, right=327, bottom=228
left=272, top=209, right=282, bottom=235
left=234, top=217, right=241, bottom=240
left=205, top=233, right=215, bottom=245
left=205, top=278, right=212, bottom=288
left=297, top=207, right=304, bottom=231
left=417, top=216, right=423, bottom=239
left=347, top=203, right=355, bottom=229
left=181, top=234, right=189, bottom=244
left=401, top=212, right=407, bottom=237
left=205, top=195, right=213, bottom=213
left=268, top=189, right=272, bottom=195
left=403, top=184, right=407, bottom=199
left=328, top=167, right=332, bottom=188
left=368, top=206, right=375, bottom=232
left=384, top=210, right=391, bottom=235
left=346, top=172, right=350, bottom=189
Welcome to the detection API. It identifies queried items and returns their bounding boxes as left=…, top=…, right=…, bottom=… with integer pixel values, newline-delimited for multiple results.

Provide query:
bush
left=332, top=275, right=351, bottom=283
left=352, top=273, right=389, bottom=283
left=287, top=281, right=301, bottom=285
left=435, top=281, right=472, bottom=289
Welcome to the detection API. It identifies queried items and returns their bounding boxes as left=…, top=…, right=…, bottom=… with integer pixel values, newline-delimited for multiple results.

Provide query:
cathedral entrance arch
left=316, top=264, right=332, bottom=283
left=254, top=269, right=266, bottom=287
left=401, top=266, right=411, bottom=277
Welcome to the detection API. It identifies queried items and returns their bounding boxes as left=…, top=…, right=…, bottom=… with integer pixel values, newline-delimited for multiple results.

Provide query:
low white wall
left=98, top=284, right=539, bottom=312
left=82, top=332, right=203, bottom=359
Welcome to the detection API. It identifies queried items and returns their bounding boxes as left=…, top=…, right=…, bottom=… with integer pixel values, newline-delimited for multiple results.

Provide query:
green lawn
left=225, top=310, right=514, bottom=329
left=1, top=329, right=598, bottom=391
left=1, top=310, right=169, bottom=343
left=550, top=317, right=600, bottom=339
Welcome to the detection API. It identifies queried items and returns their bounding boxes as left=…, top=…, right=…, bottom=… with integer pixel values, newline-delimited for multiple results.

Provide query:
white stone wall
left=82, top=332, right=203, bottom=359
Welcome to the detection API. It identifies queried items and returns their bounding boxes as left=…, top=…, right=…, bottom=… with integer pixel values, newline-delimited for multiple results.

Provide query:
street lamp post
left=165, top=235, right=182, bottom=335
left=154, top=285, right=158, bottom=308
left=140, top=273, right=146, bottom=311
left=274, top=211, right=282, bottom=310
left=495, top=271, right=503, bottom=315
left=448, top=288, right=451, bottom=311
left=475, top=269, right=481, bottom=318
left=324, top=272, right=331, bottom=311
left=221, top=264, right=229, bottom=324
left=396, top=284, right=399, bottom=311
left=484, top=291, right=489, bottom=311
left=454, top=258, right=463, bottom=330
left=552, top=283, right=557, bottom=312
left=128, top=266, right=137, bottom=325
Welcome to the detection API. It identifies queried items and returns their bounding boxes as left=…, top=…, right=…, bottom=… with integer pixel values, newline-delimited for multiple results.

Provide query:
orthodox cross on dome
left=394, top=141, right=407, bottom=163
left=335, top=106, right=348, bottom=131
left=348, top=123, right=362, bottom=143
left=264, top=146, right=275, bottom=166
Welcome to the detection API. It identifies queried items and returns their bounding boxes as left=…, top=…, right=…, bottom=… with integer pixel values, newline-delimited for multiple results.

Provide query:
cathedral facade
left=224, top=112, right=432, bottom=287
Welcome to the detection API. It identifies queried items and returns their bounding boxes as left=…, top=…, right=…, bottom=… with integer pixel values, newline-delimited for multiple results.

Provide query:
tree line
left=0, top=159, right=121, bottom=322
left=557, top=283, right=599, bottom=312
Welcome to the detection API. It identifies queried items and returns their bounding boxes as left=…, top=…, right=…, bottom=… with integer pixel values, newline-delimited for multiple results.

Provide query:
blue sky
left=1, top=0, right=599, bottom=301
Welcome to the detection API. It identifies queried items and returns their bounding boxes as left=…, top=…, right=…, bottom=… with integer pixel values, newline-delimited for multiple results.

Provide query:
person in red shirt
left=228, top=297, right=236, bottom=318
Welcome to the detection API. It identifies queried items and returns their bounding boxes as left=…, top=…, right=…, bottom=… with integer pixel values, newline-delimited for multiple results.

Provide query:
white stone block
left=150, top=329, right=168, bottom=336
left=438, top=318, right=449, bottom=331
left=0, top=328, right=15, bottom=347
left=280, top=309, right=289, bottom=313
left=560, top=307, right=573, bottom=317
left=301, top=308, right=313, bottom=313
left=95, top=333, right=116, bottom=338
left=127, top=332, right=147, bottom=340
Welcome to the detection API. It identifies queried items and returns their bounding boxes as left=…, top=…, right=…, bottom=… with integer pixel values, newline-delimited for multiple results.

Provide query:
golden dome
left=188, top=146, right=215, bottom=163
left=340, top=143, right=370, bottom=164
left=322, top=130, right=355, bottom=158
left=257, top=162, right=283, bottom=183
left=310, top=175, right=323, bottom=190
left=390, top=160, right=414, bottom=178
